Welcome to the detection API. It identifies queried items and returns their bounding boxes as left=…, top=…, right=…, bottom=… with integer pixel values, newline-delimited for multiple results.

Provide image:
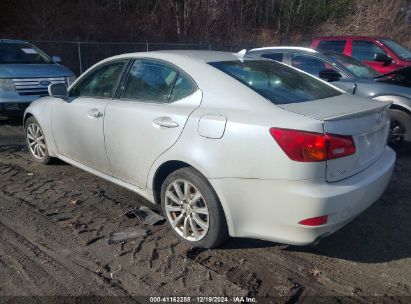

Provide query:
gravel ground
left=0, top=116, right=410, bottom=303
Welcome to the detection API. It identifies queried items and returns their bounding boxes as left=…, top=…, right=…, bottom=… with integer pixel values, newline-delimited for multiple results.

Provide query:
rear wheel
left=160, top=167, right=228, bottom=248
left=389, top=109, right=411, bottom=145
left=25, top=116, right=51, bottom=164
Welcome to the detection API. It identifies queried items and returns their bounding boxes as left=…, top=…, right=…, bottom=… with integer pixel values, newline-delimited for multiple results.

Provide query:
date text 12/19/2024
left=149, top=296, right=257, bottom=303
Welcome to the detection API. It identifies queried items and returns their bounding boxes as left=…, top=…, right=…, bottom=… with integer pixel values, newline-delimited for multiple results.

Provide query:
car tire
left=389, top=109, right=411, bottom=145
left=25, top=116, right=51, bottom=164
left=160, top=167, right=229, bottom=248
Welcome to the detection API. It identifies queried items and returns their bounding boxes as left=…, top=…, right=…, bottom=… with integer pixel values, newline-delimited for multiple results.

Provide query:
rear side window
left=351, top=41, right=387, bottom=61
left=209, top=60, right=341, bottom=105
left=121, top=60, right=177, bottom=102
left=317, top=40, right=346, bottom=54
left=169, top=74, right=196, bottom=102
left=291, top=54, right=337, bottom=77
left=261, top=53, right=283, bottom=62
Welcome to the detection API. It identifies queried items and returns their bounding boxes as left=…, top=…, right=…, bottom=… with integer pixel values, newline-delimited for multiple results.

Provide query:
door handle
left=87, top=110, right=104, bottom=118
left=153, top=117, right=179, bottom=128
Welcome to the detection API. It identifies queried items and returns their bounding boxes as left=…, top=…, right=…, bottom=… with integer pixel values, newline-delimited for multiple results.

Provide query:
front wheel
left=25, top=116, right=51, bottom=164
left=160, top=167, right=228, bottom=248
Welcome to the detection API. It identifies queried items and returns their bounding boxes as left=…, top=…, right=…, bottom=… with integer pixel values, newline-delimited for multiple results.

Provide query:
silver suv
left=0, top=39, right=75, bottom=116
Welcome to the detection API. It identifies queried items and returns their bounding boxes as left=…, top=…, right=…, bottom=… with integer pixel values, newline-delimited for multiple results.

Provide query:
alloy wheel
left=26, top=123, right=47, bottom=159
left=164, top=179, right=209, bottom=241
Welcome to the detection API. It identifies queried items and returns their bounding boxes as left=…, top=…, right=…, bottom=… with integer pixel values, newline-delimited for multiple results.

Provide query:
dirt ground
left=0, top=116, right=410, bottom=303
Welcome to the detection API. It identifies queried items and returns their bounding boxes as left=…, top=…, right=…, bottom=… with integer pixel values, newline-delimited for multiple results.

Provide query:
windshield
left=0, top=43, right=52, bottom=64
left=381, top=39, right=411, bottom=60
left=327, top=53, right=380, bottom=78
left=209, top=60, right=341, bottom=105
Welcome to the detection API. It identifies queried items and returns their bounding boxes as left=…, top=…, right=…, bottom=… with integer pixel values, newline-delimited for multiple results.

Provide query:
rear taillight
left=326, top=133, right=356, bottom=160
left=269, top=128, right=356, bottom=162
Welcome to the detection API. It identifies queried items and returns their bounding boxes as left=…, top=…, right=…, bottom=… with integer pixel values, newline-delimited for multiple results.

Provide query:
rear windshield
left=0, top=43, right=52, bottom=64
left=209, top=60, right=341, bottom=104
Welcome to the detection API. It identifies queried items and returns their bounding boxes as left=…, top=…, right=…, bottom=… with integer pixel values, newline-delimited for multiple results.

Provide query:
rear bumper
left=210, top=146, right=396, bottom=245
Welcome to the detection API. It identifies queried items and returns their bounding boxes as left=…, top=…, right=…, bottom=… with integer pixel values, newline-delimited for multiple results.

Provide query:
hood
left=277, top=93, right=391, bottom=121
left=374, top=67, right=411, bottom=88
left=0, top=63, right=74, bottom=78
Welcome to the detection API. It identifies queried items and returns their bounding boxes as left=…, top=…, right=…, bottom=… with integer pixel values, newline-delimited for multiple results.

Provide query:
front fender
left=24, top=97, right=58, bottom=157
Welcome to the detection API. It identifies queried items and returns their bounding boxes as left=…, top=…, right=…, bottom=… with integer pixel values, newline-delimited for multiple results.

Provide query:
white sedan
left=24, top=51, right=396, bottom=248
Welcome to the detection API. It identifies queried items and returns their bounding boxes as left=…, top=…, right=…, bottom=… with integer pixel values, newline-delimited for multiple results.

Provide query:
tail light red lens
left=326, top=133, right=356, bottom=160
left=269, top=128, right=356, bottom=162
left=299, top=215, right=328, bottom=226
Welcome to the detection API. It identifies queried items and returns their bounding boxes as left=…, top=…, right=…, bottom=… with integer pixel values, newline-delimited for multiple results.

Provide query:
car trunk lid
left=278, top=94, right=391, bottom=182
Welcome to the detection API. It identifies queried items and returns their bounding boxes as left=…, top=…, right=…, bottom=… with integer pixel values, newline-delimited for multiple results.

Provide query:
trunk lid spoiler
left=277, top=94, right=391, bottom=122
left=278, top=94, right=392, bottom=182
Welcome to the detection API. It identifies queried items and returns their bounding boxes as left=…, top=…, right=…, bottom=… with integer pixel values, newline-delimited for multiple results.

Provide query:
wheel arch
left=389, top=103, right=411, bottom=116
left=150, top=159, right=235, bottom=236
left=22, top=101, right=58, bottom=157
left=373, top=95, right=411, bottom=114
left=152, top=160, right=191, bottom=205
left=23, top=111, right=34, bottom=127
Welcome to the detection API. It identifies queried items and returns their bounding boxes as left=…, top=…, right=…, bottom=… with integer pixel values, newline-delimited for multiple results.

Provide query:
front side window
left=0, top=43, right=52, bottom=64
left=317, top=40, right=346, bottom=54
left=121, top=60, right=177, bottom=102
left=71, top=60, right=126, bottom=98
left=209, top=60, right=341, bottom=105
left=352, top=41, right=387, bottom=61
left=291, top=54, right=338, bottom=77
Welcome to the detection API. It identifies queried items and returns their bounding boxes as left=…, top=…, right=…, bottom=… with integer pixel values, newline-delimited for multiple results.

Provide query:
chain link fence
left=31, top=40, right=255, bottom=75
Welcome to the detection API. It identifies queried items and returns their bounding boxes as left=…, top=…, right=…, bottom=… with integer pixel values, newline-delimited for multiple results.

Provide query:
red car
left=310, top=36, right=411, bottom=74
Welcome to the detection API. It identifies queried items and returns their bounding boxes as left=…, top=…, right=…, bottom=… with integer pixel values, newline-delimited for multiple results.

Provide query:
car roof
left=111, top=50, right=261, bottom=63
left=0, top=39, right=28, bottom=44
left=313, top=36, right=390, bottom=40
left=249, top=46, right=318, bottom=53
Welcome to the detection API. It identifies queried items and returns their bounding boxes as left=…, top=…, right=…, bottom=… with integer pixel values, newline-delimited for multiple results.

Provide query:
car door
left=290, top=53, right=356, bottom=94
left=104, top=59, right=202, bottom=188
left=52, top=59, right=128, bottom=174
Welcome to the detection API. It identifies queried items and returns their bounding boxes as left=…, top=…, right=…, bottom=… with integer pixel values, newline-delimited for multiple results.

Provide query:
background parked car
left=0, top=39, right=75, bottom=117
left=310, top=36, right=411, bottom=74
left=247, top=47, right=411, bottom=145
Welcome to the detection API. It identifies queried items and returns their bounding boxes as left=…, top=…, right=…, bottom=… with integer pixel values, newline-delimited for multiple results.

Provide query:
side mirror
left=52, top=56, right=62, bottom=63
left=48, top=83, right=68, bottom=99
left=319, top=69, right=342, bottom=82
left=374, top=53, right=392, bottom=66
